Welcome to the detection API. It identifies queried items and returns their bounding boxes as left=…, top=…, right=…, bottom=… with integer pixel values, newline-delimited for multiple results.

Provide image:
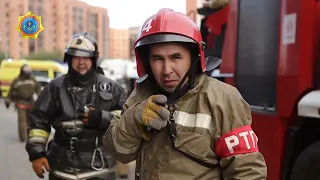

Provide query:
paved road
left=0, top=100, right=40, bottom=180
left=0, top=100, right=135, bottom=180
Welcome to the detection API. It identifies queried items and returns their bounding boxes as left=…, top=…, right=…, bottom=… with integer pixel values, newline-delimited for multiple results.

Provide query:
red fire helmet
left=134, top=8, right=206, bottom=77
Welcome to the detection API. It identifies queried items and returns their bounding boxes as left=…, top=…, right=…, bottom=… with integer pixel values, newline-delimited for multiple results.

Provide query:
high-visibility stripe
left=61, top=120, right=84, bottom=128
left=175, top=111, right=213, bottom=134
left=111, top=110, right=121, bottom=116
left=14, top=80, right=35, bottom=87
left=112, top=111, right=213, bottom=154
left=28, top=136, right=48, bottom=144
left=29, top=129, right=49, bottom=138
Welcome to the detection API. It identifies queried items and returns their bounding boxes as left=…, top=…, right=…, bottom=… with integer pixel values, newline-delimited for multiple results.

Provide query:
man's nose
left=78, top=58, right=85, bottom=64
left=163, top=60, right=173, bottom=75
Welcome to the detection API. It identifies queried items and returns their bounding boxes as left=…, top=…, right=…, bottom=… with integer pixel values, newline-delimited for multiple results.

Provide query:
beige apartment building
left=108, top=28, right=130, bottom=59
left=128, top=26, right=139, bottom=60
left=0, top=0, right=110, bottom=59
left=186, top=0, right=198, bottom=22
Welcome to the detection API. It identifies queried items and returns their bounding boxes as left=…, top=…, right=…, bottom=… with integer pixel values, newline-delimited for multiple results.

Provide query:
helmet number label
left=142, top=19, right=153, bottom=32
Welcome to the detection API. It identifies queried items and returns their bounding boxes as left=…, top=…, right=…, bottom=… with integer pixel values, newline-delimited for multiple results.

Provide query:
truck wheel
left=290, top=141, right=320, bottom=180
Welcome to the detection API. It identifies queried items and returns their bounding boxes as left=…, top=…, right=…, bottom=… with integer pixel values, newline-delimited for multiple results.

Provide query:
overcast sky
left=79, top=0, right=187, bottom=29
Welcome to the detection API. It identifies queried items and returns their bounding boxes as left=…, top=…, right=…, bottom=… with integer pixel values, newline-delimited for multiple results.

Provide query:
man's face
left=149, top=43, right=192, bottom=93
left=71, top=56, right=92, bottom=75
left=22, top=66, right=32, bottom=74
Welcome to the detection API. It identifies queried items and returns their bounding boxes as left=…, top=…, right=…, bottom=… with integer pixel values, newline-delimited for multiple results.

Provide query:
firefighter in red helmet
left=104, top=8, right=267, bottom=179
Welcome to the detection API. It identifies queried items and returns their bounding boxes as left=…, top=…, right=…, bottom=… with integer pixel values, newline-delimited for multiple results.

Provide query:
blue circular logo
left=21, top=17, right=39, bottom=35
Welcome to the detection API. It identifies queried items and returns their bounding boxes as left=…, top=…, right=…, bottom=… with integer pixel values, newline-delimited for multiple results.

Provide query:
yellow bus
left=0, top=59, right=67, bottom=97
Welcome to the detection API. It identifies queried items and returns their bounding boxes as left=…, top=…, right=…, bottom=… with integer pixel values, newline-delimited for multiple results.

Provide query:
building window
left=32, top=70, right=48, bottom=78
left=38, top=35, right=43, bottom=47
left=37, top=6, right=42, bottom=16
left=19, top=4, right=23, bottom=15
left=72, top=7, right=77, bottom=13
left=29, top=40, right=35, bottom=53
left=235, top=0, right=279, bottom=111
left=54, top=71, right=63, bottom=78
left=79, top=24, right=83, bottom=32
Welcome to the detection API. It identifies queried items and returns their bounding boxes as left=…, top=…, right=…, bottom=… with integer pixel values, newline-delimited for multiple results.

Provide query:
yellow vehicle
left=0, top=59, right=67, bottom=97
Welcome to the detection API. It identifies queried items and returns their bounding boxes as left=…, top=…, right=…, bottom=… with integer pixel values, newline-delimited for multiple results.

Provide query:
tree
left=23, top=50, right=64, bottom=62
left=0, top=51, right=6, bottom=64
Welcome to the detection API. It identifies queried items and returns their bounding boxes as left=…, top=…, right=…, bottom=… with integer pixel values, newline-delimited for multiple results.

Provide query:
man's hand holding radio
left=134, top=95, right=170, bottom=130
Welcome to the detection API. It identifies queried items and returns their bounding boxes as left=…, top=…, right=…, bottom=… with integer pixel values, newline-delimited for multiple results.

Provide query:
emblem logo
left=16, top=11, right=44, bottom=39
left=99, top=82, right=111, bottom=92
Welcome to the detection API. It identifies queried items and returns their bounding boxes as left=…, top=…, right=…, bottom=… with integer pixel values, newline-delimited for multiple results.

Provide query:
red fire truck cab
left=201, top=0, right=320, bottom=179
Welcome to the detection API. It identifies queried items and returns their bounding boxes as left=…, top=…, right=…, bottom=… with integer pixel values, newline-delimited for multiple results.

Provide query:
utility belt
left=53, top=134, right=106, bottom=172
left=54, top=133, right=102, bottom=152
left=53, top=119, right=103, bottom=151
left=53, top=119, right=106, bottom=171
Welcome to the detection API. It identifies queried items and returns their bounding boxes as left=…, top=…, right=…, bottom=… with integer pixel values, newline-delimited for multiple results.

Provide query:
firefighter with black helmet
left=25, top=32, right=127, bottom=180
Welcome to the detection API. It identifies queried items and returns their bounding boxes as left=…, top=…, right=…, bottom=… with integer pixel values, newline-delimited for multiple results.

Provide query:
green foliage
left=0, top=51, right=8, bottom=65
left=23, top=50, right=64, bottom=62
left=0, top=51, right=5, bottom=60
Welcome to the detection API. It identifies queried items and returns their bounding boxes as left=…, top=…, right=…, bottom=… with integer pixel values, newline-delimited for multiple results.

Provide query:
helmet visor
left=135, top=34, right=196, bottom=48
left=65, top=48, right=95, bottom=57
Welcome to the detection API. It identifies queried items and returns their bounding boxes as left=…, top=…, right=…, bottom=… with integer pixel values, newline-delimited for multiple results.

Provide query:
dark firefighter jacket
left=7, top=76, right=42, bottom=106
left=25, top=74, right=127, bottom=171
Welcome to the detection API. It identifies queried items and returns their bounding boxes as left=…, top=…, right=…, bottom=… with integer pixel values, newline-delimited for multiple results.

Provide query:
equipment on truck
left=198, top=0, right=320, bottom=179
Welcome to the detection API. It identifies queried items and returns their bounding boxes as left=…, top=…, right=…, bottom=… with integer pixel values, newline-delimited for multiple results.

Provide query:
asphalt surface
left=0, top=99, right=135, bottom=180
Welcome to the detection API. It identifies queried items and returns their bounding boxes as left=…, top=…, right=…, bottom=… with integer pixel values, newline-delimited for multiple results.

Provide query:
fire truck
left=198, top=0, right=320, bottom=179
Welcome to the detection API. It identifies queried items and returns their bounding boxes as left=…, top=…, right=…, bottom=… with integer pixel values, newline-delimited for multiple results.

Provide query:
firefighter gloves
left=32, top=157, right=50, bottom=178
left=135, top=95, right=170, bottom=130
left=79, top=107, right=103, bottom=128
left=4, top=99, right=10, bottom=109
